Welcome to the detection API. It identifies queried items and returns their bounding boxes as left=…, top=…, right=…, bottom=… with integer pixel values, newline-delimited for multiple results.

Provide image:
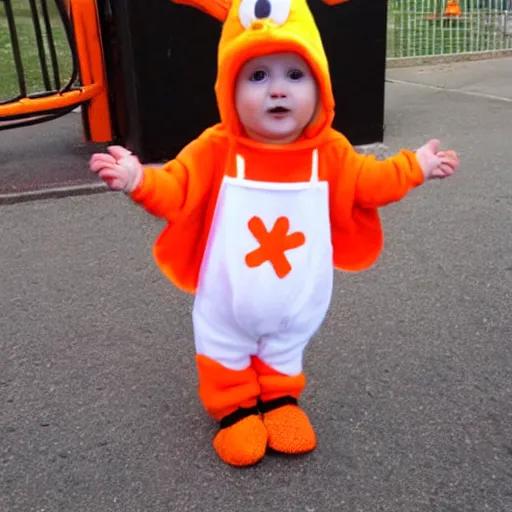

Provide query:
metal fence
left=387, top=0, right=512, bottom=59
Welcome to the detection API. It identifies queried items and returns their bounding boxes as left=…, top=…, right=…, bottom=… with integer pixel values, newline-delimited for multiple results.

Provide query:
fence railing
left=387, top=0, right=512, bottom=59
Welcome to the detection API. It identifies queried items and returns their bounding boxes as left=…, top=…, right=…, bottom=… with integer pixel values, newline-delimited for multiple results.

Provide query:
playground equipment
left=445, top=1, right=462, bottom=16
left=0, top=0, right=112, bottom=141
left=424, top=0, right=464, bottom=21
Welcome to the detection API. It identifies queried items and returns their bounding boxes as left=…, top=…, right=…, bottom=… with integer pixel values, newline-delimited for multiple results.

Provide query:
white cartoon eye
left=238, top=0, right=291, bottom=28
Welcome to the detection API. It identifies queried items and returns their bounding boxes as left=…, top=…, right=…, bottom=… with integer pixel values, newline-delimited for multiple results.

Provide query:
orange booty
left=261, top=398, right=317, bottom=454
left=213, top=413, right=268, bottom=467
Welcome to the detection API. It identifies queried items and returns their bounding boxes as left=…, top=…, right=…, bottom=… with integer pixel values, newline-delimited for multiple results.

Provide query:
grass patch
left=387, top=1, right=512, bottom=58
left=0, top=0, right=73, bottom=102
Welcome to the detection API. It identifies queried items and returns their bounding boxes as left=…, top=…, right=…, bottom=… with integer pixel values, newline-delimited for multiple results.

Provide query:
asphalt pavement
left=1, top=58, right=511, bottom=512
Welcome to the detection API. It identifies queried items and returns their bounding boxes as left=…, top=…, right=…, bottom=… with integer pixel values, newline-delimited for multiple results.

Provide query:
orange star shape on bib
left=245, top=216, right=306, bottom=278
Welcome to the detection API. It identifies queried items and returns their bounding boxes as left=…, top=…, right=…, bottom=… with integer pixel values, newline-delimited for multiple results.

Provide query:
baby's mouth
left=268, top=106, right=290, bottom=114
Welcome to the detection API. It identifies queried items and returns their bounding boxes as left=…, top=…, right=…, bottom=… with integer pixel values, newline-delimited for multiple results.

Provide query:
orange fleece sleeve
left=129, top=129, right=215, bottom=221
left=353, top=149, right=425, bottom=208
left=332, top=136, right=425, bottom=209
left=129, top=159, right=189, bottom=220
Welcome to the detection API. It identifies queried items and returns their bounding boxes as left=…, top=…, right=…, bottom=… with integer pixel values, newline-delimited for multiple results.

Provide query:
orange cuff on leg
left=251, top=356, right=306, bottom=402
left=196, top=355, right=260, bottom=421
left=195, top=355, right=266, bottom=467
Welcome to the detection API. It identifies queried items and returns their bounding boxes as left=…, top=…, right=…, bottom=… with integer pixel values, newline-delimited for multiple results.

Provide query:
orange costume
left=129, top=0, right=424, bottom=466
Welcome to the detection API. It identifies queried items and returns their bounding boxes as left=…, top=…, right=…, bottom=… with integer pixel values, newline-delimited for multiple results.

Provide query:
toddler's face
left=235, top=52, right=318, bottom=144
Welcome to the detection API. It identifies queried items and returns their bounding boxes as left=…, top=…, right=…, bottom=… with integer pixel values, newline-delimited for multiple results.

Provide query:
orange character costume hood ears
left=173, top=0, right=349, bottom=139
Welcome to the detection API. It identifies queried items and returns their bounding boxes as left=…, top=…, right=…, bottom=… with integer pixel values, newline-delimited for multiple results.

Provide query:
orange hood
left=173, top=0, right=349, bottom=140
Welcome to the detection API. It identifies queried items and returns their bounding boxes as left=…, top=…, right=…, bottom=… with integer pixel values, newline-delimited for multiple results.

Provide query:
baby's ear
left=321, top=0, right=349, bottom=5
left=171, top=0, right=231, bottom=21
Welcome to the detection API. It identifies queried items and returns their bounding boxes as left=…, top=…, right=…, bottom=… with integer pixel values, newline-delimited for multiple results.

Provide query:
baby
left=90, top=0, right=459, bottom=467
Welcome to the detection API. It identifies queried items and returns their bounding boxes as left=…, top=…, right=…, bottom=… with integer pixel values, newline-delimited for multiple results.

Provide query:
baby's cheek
left=238, top=98, right=262, bottom=123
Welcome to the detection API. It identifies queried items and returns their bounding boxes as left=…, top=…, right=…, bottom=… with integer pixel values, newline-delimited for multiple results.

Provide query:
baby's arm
left=90, top=132, right=215, bottom=220
left=335, top=137, right=459, bottom=209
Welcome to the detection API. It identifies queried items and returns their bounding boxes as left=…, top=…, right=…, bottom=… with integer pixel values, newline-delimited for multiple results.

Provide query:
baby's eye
left=250, top=70, right=267, bottom=82
left=288, top=69, right=304, bottom=80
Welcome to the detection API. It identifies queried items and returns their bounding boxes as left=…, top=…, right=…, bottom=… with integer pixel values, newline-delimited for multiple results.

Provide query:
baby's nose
left=269, top=79, right=288, bottom=98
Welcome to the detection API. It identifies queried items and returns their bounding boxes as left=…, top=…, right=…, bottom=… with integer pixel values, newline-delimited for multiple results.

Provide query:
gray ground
left=0, top=114, right=107, bottom=200
left=1, top=58, right=512, bottom=512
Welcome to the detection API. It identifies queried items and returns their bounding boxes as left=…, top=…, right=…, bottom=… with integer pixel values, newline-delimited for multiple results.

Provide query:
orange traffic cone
left=445, top=0, right=462, bottom=16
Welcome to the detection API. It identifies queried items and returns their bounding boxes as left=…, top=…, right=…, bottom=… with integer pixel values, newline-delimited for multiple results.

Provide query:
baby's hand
left=415, top=139, right=459, bottom=180
left=89, top=146, right=143, bottom=192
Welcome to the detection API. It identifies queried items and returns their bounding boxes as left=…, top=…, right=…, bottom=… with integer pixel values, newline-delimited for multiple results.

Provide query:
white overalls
left=192, top=150, right=333, bottom=376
